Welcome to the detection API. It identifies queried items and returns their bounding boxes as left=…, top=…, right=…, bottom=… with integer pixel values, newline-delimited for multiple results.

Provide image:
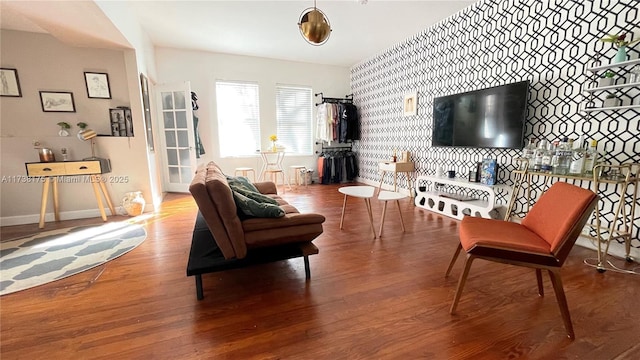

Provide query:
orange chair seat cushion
left=459, top=216, right=552, bottom=255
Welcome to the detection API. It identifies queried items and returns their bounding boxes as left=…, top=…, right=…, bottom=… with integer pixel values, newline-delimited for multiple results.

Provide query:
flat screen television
left=431, top=81, right=530, bottom=149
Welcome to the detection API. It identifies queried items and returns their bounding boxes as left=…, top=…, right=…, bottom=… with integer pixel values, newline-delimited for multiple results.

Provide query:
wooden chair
left=445, top=181, right=598, bottom=339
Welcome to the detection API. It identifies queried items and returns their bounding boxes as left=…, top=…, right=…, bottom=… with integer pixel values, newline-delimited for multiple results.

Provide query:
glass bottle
left=551, top=140, right=561, bottom=174
left=554, top=137, right=570, bottom=175
left=569, top=137, right=586, bottom=176
left=532, top=139, right=548, bottom=172
left=522, top=137, right=537, bottom=169
left=541, top=141, right=553, bottom=173
left=583, top=140, right=599, bottom=176
left=629, top=65, right=640, bottom=84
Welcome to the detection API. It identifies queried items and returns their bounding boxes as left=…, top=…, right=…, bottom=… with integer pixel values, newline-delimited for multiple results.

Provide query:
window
left=276, top=86, right=313, bottom=155
left=216, top=81, right=260, bottom=157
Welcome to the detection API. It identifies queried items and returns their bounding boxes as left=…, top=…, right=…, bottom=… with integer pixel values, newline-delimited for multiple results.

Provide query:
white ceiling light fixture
left=297, top=0, right=332, bottom=46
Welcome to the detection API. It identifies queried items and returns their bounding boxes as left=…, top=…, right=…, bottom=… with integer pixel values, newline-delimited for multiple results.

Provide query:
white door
left=156, top=82, right=197, bottom=192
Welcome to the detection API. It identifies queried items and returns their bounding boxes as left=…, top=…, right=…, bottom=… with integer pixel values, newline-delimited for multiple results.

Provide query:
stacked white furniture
left=414, top=175, right=509, bottom=220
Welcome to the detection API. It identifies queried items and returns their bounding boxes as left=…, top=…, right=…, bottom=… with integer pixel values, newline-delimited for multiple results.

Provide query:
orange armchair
left=445, top=181, right=598, bottom=339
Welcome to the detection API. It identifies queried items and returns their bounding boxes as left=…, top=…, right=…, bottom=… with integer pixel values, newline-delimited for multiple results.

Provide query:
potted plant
left=603, top=93, right=621, bottom=108
left=599, top=70, right=615, bottom=87
left=57, top=121, right=71, bottom=136
left=600, top=32, right=640, bottom=63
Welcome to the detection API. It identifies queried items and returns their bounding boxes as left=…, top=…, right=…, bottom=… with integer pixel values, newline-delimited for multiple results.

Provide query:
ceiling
left=1, top=0, right=476, bottom=67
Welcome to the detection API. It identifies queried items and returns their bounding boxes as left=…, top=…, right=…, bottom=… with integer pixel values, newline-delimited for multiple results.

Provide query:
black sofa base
left=187, top=212, right=318, bottom=300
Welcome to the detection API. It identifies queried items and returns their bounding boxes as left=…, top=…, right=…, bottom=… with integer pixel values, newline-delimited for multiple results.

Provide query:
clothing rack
left=315, top=92, right=353, bottom=106
left=315, top=141, right=353, bottom=154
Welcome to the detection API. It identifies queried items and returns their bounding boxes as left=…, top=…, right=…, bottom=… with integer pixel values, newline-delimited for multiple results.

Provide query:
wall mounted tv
left=431, top=80, right=530, bottom=149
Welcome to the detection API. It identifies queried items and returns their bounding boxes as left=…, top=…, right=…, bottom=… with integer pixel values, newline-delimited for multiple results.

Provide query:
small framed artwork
left=39, top=91, right=76, bottom=112
left=403, top=92, right=417, bottom=116
left=0, top=68, right=22, bottom=97
left=84, top=72, right=111, bottom=99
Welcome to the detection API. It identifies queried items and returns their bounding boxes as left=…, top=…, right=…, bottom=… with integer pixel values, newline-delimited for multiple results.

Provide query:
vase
left=614, top=46, right=627, bottom=63
left=122, top=191, right=145, bottom=216
left=271, top=142, right=277, bottom=152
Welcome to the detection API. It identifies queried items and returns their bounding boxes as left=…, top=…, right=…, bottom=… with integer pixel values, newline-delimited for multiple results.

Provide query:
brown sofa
left=187, top=161, right=325, bottom=299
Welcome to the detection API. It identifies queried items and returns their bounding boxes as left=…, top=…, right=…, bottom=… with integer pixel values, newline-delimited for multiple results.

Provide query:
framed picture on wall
left=404, top=92, right=417, bottom=116
left=39, top=91, right=76, bottom=112
left=84, top=72, right=111, bottom=99
left=0, top=68, right=22, bottom=97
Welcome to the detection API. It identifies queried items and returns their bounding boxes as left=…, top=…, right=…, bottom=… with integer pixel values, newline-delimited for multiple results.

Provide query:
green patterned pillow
left=232, top=191, right=285, bottom=218
left=227, top=175, right=259, bottom=193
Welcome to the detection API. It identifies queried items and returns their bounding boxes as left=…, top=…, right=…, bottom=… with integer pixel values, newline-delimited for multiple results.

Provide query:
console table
left=378, top=161, right=415, bottom=197
left=414, top=175, right=509, bottom=220
left=25, top=159, right=115, bottom=228
left=509, top=160, right=639, bottom=272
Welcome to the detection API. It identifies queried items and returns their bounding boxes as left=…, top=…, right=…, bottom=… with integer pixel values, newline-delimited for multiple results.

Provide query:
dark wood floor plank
left=1, top=184, right=639, bottom=359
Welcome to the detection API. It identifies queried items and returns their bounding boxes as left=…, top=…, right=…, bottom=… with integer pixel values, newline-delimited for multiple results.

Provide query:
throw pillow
left=232, top=191, right=285, bottom=218
left=228, top=181, right=278, bottom=205
left=226, top=175, right=259, bottom=193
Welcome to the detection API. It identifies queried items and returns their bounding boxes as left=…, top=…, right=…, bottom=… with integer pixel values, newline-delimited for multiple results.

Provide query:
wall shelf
left=581, top=104, right=640, bottom=112
left=587, top=58, right=640, bottom=72
left=583, top=82, right=640, bottom=93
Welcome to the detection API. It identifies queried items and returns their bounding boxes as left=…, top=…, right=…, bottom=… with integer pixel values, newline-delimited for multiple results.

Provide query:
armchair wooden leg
left=536, top=269, right=544, bottom=296
left=547, top=269, right=575, bottom=339
left=450, top=254, right=475, bottom=314
left=445, top=243, right=463, bottom=277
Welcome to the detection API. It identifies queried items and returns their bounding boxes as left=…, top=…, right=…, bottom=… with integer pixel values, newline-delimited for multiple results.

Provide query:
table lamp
left=78, top=128, right=98, bottom=159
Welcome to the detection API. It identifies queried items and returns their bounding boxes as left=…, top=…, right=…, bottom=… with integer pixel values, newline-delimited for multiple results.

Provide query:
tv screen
left=432, top=81, right=529, bottom=149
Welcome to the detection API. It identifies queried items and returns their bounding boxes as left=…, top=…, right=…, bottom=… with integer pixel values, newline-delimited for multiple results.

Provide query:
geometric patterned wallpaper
left=350, top=0, right=639, bottom=248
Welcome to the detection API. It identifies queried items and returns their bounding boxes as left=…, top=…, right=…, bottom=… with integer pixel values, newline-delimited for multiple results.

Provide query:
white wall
left=154, top=48, right=351, bottom=176
left=0, top=30, right=153, bottom=225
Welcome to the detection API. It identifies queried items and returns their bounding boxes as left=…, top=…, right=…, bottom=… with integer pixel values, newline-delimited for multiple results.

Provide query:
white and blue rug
left=0, top=222, right=146, bottom=295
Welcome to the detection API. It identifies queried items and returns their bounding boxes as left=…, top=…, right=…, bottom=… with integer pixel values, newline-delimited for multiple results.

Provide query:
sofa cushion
left=226, top=175, right=260, bottom=193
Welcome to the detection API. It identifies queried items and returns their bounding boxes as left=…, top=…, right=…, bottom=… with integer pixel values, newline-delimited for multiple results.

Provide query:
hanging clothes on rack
left=192, top=91, right=205, bottom=158
left=315, top=93, right=359, bottom=143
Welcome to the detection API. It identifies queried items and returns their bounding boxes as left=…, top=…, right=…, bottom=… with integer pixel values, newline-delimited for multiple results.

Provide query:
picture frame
left=403, top=92, right=417, bottom=116
left=84, top=72, right=111, bottom=99
left=0, top=68, right=22, bottom=97
left=39, top=91, right=76, bottom=112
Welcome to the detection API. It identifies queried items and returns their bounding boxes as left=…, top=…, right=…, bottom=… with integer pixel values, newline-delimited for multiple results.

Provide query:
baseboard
left=0, top=204, right=153, bottom=227
left=576, top=236, right=639, bottom=262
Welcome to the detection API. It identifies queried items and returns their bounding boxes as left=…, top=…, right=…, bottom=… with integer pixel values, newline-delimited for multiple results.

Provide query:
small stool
left=289, top=165, right=307, bottom=187
left=234, top=167, right=256, bottom=182
left=378, top=191, right=407, bottom=237
left=264, top=169, right=287, bottom=193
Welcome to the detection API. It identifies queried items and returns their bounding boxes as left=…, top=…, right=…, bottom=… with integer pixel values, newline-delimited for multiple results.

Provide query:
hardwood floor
left=1, top=183, right=639, bottom=359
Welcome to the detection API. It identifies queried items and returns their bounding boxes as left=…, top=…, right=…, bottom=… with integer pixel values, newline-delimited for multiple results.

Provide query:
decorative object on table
left=600, top=32, right=640, bottom=63
left=37, top=147, right=55, bottom=162
left=468, top=170, right=478, bottom=182
left=603, top=94, right=621, bottom=107
left=598, top=70, right=615, bottom=87
left=447, top=170, right=456, bottom=178
left=480, top=158, right=498, bottom=185
left=403, top=92, right=417, bottom=116
left=109, top=107, right=133, bottom=136
left=84, top=71, right=111, bottom=99
left=60, top=147, right=69, bottom=161
left=269, top=134, right=278, bottom=152
left=298, top=0, right=331, bottom=46
left=56, top=121, right=71, bottom=136
left=401, top=151, right=410, bottom=162
left=39, top=91, right=75, bottom=112
left=0, top=222, right=147, bottom=295
left=122, top=191, right=146, bottom=216
left=76, top=121, right=88, bottom=140
left=0, top=68, right=22, bottom=97
left=78, top=125, right=99, bottom=159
